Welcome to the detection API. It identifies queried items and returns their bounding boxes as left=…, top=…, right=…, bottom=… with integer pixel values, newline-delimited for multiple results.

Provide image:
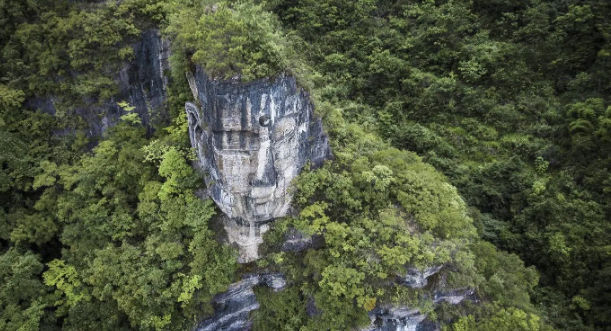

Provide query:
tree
left=0, top=249, right=56, bottom=331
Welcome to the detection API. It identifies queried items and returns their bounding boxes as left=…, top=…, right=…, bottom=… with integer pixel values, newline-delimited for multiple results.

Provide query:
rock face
left=194, top=274, right=286, bottom=331
left=26, top=29, right=170, bottom=136
left=186, top=67, right=331, bottom=261
left=118, top=29, right=170, bottom=131
left=281, top=228, right=323, bottom=253
left=193, top=264, right=472, bottom=331
left=398, top=266, right=444, bottom=289
left=363, top=290, right=475, bottom=331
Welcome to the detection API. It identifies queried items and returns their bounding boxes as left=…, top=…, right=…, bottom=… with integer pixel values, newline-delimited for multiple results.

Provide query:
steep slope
left=26, top=29, right=170, bottom=136
left=185, top=67, right=330, bottom=261
left=0, top=1, right=563, bottom=331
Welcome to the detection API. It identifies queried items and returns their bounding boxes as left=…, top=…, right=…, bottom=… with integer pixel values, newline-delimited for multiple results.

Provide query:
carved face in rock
left=186, top=72, right=329, bottom=225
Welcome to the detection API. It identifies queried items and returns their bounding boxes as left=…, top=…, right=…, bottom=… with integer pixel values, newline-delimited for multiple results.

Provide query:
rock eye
left=259, top=115, right=270, bottom=127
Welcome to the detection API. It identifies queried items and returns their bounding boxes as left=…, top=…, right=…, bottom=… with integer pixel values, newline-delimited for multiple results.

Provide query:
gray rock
left=118, top=29, right=170, bottom=131
left=25, top=29, right=170, bottom=137
left=360, top=266, right=474, bottom=331
left=281, top=228, right=324, bottom=252
left=362, top=289, right=475, bottom=331
left=195, top=274, right=285, bottom=331
left=282, top=237, right=314, bottom=252
left=363, top=308, right=428, bottom=331
left=432, top=289, right=476, bottom=305
left=306, top=296, right=321, bottom=317
left=193, top=272, right=473, bottom=331
left=186, top=68, right=331, bottom=261
left=260, top=273, right=287, bottom=291
left=398, top=266, right=443, bottom=289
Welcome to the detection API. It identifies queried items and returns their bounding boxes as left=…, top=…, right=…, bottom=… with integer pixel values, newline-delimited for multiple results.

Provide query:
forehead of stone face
left=208, top=77, right=300, bottom=134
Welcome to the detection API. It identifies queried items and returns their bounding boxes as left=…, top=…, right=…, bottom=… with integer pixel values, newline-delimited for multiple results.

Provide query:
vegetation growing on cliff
left=165, top=1, right=288, bottom=81
left=256, top=0, right=611, bottom=330
left=1, top=0, right=610, bottom=331
left=253, top=108, right=548, bottom=331
left=2, top=111, right=237, bottom=330
left=1, top=1, right=237, bottom=329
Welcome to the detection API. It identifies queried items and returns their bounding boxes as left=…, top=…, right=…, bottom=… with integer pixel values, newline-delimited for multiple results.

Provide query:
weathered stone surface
left=432, top=289, right=476, bottom=305
left=118, top=29, right=170, bottom=130
left=26, top=29, right=170, bottom=136
left=360, top=265, right=473, bottom=331
left=281, top=228, right=324, bottom=252
left=363, top=307, right=429, bottom=331
left=362, top=289, right=475, bottom=331
left=193, top=267, right=472, bottom=331
left=398, top=266, right=443, bottom=289
left=186, top=67, right=331, bottom=261
left=194, top=274, right=285, bottom=331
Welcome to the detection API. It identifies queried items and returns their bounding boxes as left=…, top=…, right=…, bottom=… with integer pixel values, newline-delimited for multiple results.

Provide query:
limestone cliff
left=363, top=289, right=475, bottom=331
left=194, top=266, right=473, bottom=331
left=24, top=28, right=473, bottom=331
left=182, top=70, right=476, bottom=331
left=185, top=67, right=331, bottom=261
left=26, top=29, right=170, bottom=136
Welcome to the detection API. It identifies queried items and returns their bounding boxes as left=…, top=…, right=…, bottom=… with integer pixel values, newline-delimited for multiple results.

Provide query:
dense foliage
left=254, top=0, right=611, bottom=330
left=253, top=111, right=549, bottom=330
left=0, top=1, right=237, bottom=330
left=2, top=104, right=237, bottom=330
left=1, top=0, right=609, bottom=330
left=165, top=1, right=288, bottom=81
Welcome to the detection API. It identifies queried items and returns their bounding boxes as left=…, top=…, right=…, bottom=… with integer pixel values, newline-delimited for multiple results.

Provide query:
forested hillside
left=255, top=1, right=611, bottom=330
left=0, top=0, right=609, bottom=331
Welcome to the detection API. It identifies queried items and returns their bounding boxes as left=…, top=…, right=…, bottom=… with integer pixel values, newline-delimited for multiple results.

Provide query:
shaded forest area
left=1, top=0, right=610, bottom=331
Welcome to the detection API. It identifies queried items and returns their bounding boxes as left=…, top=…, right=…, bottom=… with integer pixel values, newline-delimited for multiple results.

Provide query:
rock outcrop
left=195, top=274, right=286, bottom=331
left=363, top=308, right=431, bottom=331
left=398, top=266, right=444, bottom=289
left=193, top=264, right=473, bottom=331
left=119, top=29, right=170, bottom=131
left=363, top=289, right=475, bottom=331
left=26, top=29, right=170, bottom=136
left=186, top=68, right=331, bottom=261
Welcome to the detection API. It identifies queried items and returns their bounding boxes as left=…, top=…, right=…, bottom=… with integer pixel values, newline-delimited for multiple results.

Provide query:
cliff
left=195, top=267, right=473, bottom=331
left=27, top=29, right=472, bottom=331
left=195, top=274, right=286, bottom=331
left=26, top=29, right=170, bottom=136
left=185, top=67, right=331, bottom=261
